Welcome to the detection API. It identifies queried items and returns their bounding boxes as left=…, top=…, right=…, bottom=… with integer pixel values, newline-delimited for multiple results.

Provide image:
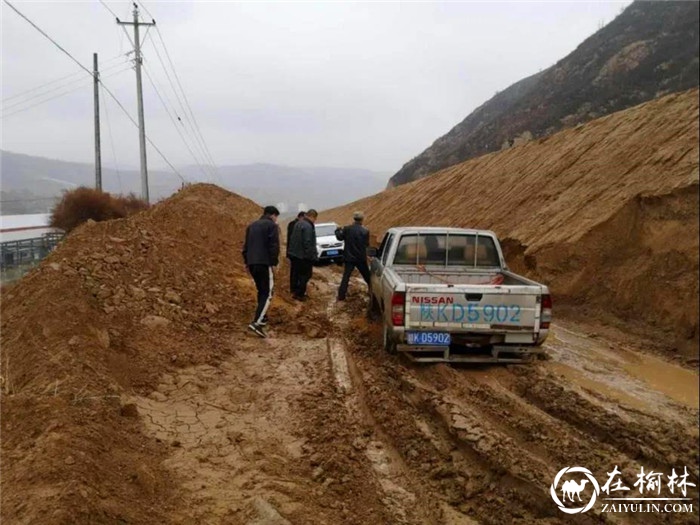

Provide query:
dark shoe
left=258, top=316, right=269, bottom=326
left=247, top=323, right=266, bottom=338
left=336, top=296, right=346, bottom=301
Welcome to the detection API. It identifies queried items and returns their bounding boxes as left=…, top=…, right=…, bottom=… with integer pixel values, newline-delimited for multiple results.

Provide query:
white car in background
left=314, top=222, right=344, bottom=264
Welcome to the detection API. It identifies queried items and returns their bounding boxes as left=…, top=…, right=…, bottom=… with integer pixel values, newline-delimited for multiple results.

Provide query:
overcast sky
left=2, top=1, right=630, bottom=173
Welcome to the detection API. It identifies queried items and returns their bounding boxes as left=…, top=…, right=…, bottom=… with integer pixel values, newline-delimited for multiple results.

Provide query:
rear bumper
left=396, top=343, right=545, bottom=363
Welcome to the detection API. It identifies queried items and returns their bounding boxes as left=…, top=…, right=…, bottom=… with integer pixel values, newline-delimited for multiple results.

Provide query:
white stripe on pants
left=256, top=266, right=274, bottom=325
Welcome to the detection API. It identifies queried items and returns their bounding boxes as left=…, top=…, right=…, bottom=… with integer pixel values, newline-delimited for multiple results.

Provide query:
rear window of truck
left=392, top=233, right=500, bottom=267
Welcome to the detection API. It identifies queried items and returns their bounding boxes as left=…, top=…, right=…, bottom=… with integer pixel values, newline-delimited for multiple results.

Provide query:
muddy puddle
left=544, top=324, right=699, bottom=414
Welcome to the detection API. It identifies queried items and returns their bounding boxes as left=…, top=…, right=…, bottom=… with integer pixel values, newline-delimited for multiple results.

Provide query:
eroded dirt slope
left=1, top=184, right=697, bottom=524
left=0, top=184, right=326, bottom=523
left=325, top=89, right=700, bottom=357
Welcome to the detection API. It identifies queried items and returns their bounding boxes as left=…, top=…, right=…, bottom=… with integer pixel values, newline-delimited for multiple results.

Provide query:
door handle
left=465, top=293, right=483, bottom=302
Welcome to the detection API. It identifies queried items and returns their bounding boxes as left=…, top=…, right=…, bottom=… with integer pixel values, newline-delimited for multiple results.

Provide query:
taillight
left=391, top=292, right=405, bottom=326
left=540, top=294, right=552, bottom=329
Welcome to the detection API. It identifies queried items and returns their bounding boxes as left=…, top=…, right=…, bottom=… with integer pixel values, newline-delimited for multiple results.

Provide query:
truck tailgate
left=405, top=284, right=542, bottom=331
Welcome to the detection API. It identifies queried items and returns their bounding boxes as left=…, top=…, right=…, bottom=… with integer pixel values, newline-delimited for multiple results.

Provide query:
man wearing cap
left=243, top=205, right=281, bottom=337
left=335, top=211, right=371, bottom=301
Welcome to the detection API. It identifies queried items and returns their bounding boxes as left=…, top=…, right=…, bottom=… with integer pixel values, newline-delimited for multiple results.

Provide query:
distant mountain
left=389, top=0, right=699, bottom=187
left=0, top=150, right=387, bottom=215
left=181, top=163, right=388, bottom=215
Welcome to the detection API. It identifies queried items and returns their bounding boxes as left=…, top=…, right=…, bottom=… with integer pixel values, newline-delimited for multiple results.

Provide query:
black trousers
left=289, top=256, right=301, bottom=293
left=248, top=264, right=273, bottom=324
left=337, top=260, right=371, bottom=299
left=292, top=259, right=314, bottom=297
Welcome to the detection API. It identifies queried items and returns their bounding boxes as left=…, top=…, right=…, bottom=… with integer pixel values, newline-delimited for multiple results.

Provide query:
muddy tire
left=383, top=324, right=397, bottom=355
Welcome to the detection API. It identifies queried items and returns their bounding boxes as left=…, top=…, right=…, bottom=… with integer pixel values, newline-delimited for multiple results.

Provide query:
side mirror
left=367, top=247, right=378, bottom=258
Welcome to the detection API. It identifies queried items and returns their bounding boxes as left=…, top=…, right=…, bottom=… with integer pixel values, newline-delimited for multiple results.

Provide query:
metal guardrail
left=0, top=232, right=64, bottom=278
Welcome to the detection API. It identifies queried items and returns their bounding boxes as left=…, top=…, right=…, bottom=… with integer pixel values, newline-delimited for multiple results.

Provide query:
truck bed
left=392, top=267, right=535, bottom=286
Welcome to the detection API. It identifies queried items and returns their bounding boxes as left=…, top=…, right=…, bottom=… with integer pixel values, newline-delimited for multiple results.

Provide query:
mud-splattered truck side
left=367, top=227, right=551, bottom=363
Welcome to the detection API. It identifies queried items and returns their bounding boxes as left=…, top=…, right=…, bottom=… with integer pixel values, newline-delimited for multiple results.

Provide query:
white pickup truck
left=367, top=227, right=551, bottom=363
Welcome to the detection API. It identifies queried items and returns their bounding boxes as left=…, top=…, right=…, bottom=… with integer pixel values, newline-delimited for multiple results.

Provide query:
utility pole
left=117, top=4, right=155, bottom=203
left=93, top=52, right=102, bottom=191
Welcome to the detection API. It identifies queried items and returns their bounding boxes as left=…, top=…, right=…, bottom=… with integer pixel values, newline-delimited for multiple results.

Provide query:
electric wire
left=156, top=28, right=221, bottom=179
left=1, top=65, right=133, bottom=119
left=97, top=0, right=118, bottom=19
left=100, top=81, right=187, bottom=183
left=141, top=24, right=153, bottom=49
left=137, top=0, right=221, bottom=183
left=142, top=54, right=217, bottom=181
left=4, top=0, right=187, bottom=183
left=142, top=41, right=211, bottom=175
left=3, top=0, right=94, bottom=77
left=2, top=54, right=125, bottom=103
left=142, top=63, right=211, bottom=181
left=100, top=82, right=124, bottom=194
left=2, top=59, right=130, bottom=111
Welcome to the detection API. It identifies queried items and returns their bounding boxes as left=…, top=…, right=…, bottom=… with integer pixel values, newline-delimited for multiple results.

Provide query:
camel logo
left=550, top=466, right=601, bottom=514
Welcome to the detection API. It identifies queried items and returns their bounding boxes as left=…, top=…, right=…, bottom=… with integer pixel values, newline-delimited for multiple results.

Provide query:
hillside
left=389, top=0, right=699, bottom=187
left=0, top=151, right=387, bottom=214
left=0, top=184, right=332, bottom=523
left=326, top=88, right=700, bottom=356
left=3, top=185, right=697, bottom=525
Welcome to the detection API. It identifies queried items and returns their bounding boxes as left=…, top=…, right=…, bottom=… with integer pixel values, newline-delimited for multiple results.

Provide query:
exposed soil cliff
left=327, top=89, right=700, bottom=356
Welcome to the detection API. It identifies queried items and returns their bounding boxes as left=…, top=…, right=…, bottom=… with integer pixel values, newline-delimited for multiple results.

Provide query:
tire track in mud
left=329, top=273, right=698, bottom=525
left=322, top=272, right=440, bottom=524
left=129, top=267, right=697, bottom=525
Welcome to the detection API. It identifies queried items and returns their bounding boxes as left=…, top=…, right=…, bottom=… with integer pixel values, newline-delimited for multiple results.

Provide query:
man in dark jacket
left=336, top=211, right=371, bottom=301
left=242, top=205, right=280, bottom=337
left=288, top=209, right=318, bottom=300
left=286, top=211, right=305, bottom=293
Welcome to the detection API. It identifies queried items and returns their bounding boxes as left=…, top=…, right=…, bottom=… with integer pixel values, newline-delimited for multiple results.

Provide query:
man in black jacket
left=288, top=209, right=318, bottom=300
left=242, top=205, right=280, bottom=337
left=336, top=211, right=371, bottom=301
left=286, top=211, right=305, bottom=293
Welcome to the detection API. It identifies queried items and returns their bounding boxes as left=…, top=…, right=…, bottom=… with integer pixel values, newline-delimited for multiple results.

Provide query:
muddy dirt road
left=133, top=267, right=698, bottom=524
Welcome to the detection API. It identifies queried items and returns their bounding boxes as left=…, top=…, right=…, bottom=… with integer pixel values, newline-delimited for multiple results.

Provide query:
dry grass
left=50, top=187, right=149, bottom=233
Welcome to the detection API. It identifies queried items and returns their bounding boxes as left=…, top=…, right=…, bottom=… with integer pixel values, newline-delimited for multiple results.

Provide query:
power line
left=99, top=80, right=187, bottom=183
left=138, top=1, right=221, bottom=182
left=142, top=62, right=210, bottom=181
left=2, top=54, right=125, bottom=103
left=142, top=37, right=211, bottom=174
left=100, top=82, right=124, bottom=194
left=97, top=0, right=118, bottom=18
left=3, top=0, right=93, bottom=77
left=3, top=0, right=187, bottom=184
left=142, top=54, right=217, bottom=181
left=156, top=27, right=220, bottom=179
left=2, top=59, right=130, bottom=111
left=5, top=0, right=189, bottom=191
left=1, top=65, right=133, bottom=119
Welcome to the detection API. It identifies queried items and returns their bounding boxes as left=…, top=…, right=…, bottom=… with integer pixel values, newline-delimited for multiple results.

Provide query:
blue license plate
left=406, top=331, right=451, bottom=346
left=326, top=250, right=339, bottom=255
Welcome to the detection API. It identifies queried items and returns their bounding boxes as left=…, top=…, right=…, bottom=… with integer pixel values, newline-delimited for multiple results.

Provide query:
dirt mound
left=0, top=183, right=308, bottom=523
left=325, top=89, right=700, bottom=357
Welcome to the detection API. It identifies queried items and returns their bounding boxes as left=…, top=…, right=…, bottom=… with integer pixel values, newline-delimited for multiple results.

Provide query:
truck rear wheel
left=383, top=324, right=397, bottom=355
